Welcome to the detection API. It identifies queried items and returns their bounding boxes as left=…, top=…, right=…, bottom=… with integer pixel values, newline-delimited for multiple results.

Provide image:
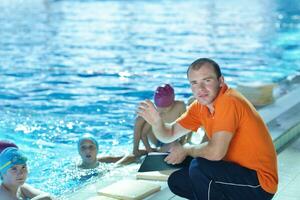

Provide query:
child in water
left=0, top=147, right=54, bottom=200
left=77, top=134, right=135, bottom=169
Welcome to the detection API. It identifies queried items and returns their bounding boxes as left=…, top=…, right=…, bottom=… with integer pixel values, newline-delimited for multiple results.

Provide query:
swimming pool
left=0, top=0, right=299, bottom=198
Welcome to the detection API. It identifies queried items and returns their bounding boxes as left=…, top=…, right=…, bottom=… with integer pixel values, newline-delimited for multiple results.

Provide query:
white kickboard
left=97, top=179, right=161, bottom=200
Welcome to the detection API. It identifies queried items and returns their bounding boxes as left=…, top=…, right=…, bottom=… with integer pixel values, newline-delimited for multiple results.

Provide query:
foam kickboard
left=136, top=169, right=177, bottom=181
left=97, top=179, right=161, bottom=200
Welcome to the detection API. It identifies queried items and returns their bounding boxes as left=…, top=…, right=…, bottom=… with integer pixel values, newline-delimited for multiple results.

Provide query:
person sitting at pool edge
left=0, top=147, right=54, bottom=200
left=132, top=84, right=189, bottom=157
left=77, top=134, right=135, bottom=169
left=137, top=58, right=278, bottom=200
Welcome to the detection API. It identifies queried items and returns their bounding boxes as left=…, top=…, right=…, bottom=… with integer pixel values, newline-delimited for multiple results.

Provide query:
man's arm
left=137, top=100, right=191, bottom=143
left=165, top=131, right=233, bottom=164
left=185, top=131, right=233, bottom=160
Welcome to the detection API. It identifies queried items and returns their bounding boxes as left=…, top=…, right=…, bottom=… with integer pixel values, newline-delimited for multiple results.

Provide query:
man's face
left=2, top=164, right=28, bottom=186
left=79, top=140, right=98, bottom=165
left=188, top=64, right=224, bottom=107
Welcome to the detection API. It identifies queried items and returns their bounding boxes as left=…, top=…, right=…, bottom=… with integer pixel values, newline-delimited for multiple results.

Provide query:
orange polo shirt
left=177, top=84, right=278, bottom=194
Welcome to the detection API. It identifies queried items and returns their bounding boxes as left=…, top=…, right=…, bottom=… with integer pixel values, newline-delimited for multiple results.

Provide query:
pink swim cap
left=154, top=84, right=175, bottom=107
left=0, top=140, right=18, bottom=153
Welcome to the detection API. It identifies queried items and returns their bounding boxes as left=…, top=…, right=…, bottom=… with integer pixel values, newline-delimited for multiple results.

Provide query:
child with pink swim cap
left=154, top=84, right=175, bottom=108
left=132, top=84, right=188, bottom=157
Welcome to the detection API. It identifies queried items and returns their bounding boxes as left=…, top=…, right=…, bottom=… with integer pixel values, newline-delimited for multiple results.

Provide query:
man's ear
left=218, top=76, right=225, bottom=87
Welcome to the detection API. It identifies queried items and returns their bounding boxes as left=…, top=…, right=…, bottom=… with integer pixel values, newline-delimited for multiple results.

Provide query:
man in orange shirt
left=138, top=58, right=278, bottom=200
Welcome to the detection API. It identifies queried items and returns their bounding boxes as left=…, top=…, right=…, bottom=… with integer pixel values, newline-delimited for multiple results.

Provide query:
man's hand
left=164, top=143, right=187, bottom=165
left=137, top=100, right=161, bottom=126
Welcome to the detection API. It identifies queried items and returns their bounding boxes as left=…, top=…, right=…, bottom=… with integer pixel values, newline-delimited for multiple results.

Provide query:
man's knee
left=167, top=168, right=188, bottom=193
left=168, top=169, right=195, bottom=199
left=167, top=170, right=178, bottom=192
left=189, top=157, right=212, bottom=180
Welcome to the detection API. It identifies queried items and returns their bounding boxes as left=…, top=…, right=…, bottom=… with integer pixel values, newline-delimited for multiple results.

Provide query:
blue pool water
left=0, top=0, right=300, bottom=197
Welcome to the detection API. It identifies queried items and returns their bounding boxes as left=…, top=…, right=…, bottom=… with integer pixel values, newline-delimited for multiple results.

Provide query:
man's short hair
left=187, top=58, right=222, bottom=78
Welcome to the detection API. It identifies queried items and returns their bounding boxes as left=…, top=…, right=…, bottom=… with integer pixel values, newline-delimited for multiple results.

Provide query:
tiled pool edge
left=274, top=122, right=300, bottom=153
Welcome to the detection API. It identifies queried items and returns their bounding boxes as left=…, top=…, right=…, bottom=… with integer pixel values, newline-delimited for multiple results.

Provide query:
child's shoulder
left=173, top=100, right=186, bottom=110
left=174, top=100, right=185, bottom=106
left=0, top=186, right=6, bottom=196
left=164, top=100, right=186, bottom=117
left=0, top=185, right=14, bottom=200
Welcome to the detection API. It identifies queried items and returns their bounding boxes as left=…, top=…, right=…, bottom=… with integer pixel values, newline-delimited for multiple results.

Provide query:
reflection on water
left=59, top=162, right=107, bottom=195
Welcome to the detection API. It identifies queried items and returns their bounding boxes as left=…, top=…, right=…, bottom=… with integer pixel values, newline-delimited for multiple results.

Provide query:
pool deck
left=66, top=78, right=300, bottom=200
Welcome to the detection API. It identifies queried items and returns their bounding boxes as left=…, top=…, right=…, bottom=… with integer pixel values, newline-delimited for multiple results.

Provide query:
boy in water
left=133, top=84, right=188, bottom=156
left=0, top=147, right=54, bottom=200
left=77, top=134, right=134, bottom=169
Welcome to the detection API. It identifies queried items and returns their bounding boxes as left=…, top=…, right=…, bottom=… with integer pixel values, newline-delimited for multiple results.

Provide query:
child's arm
left=133, top=116, right=148, bottom=156
left=21, top=184, right=54, bottom=200
left=98, top=155, right=123, bottom=163
left=140, top=122, right=156, bottom=152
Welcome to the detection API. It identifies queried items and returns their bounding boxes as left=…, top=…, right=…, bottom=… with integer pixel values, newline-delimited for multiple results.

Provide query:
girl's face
left=2, top=164, right=28, bottom=186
